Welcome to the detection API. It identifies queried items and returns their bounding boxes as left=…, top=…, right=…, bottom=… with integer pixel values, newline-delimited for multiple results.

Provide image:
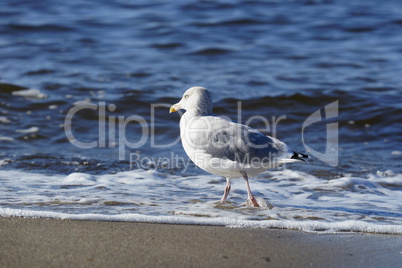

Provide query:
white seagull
left=170, top=86, right=309, bottom=207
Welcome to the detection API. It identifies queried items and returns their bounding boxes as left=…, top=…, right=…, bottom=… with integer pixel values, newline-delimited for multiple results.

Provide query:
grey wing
left=203, top=116, right=292, bottom=164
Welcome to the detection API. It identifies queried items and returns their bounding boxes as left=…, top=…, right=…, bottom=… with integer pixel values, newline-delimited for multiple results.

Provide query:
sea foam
left=0, top=168, right=401, bottom=234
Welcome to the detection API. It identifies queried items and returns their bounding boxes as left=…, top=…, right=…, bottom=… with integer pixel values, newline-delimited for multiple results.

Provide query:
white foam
left=391, top=150, right=401, bottom=156
left=0, top=168, right=401, bottom=234
left=62, top=173, right=95, bottom=185
left=12, top=88, right=47, bottom=99
left=0, top=159, right=11, bottom=166
left=1, top=208, right=401, bottom=234
left=0, top=116, right=10, bottom=123
left=16, top=126, right=39, bottom=133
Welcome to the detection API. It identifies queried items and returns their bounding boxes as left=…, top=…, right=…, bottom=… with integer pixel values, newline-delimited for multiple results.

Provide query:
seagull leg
left=240, top=171, right=259, bottom=207
left=220, top=178, right=231, bottom=203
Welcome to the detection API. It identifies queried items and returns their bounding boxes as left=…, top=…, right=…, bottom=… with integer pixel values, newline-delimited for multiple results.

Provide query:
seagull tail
left=291, top=151, right=310, bottom=163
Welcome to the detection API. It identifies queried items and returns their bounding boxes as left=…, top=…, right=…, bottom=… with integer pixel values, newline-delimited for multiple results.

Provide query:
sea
left=1, top=0, right=402, bottom=234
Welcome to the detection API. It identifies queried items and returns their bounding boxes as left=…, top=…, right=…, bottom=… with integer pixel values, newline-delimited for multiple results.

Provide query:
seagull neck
left=187, top=107, right=211, bottom=116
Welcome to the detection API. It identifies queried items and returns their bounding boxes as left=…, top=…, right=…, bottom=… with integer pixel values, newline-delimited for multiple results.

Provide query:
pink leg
left=220, top=178, right=231, bottom=203
left=240, top=171, right=259, bottom=207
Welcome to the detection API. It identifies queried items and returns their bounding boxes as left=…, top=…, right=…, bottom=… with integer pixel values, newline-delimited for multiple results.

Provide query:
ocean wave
left=2, top=208, right=402, bottom=234
left=6, top=23, right=73, bottom=32
left=12, top=88, right=48, bottom=99
left=0, top=168, right=401, bottom=234
left=188, top=47, right=234, bottom=55
left=0, top=83, right=26, bottom=94
left=192, top=18, right=265, bottom=27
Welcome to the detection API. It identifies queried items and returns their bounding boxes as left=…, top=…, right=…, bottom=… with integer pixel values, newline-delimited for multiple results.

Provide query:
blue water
left=1, top=0, right=402, bottom=233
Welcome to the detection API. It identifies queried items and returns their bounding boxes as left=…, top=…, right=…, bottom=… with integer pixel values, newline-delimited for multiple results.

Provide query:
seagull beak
left=169, top=104, right=179, bottom=113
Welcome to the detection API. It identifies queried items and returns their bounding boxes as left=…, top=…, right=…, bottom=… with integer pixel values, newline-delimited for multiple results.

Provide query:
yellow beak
left=169, top=104, right=178, bottom=113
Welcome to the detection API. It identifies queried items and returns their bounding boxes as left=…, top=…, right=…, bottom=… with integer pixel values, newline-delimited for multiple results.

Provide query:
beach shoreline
left=1, top=217, right=401, bottom=268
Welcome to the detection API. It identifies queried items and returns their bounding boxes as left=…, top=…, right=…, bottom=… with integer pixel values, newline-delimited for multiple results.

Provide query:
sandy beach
left=0, top=217, right=401, bottom=268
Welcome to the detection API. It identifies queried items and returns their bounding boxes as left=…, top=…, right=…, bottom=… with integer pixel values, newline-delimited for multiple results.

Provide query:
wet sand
left=0, top=217, right=401, bottom=268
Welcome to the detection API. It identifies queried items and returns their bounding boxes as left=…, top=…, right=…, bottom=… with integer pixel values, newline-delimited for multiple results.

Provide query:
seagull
left=170, top=86, right=309, bottom=208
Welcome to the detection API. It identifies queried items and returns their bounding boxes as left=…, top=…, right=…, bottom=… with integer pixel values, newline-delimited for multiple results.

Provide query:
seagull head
left=170, top=86, right=212, bottom=115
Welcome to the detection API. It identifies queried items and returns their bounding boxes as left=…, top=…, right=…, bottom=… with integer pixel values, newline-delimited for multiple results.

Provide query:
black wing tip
left=291, top=151, right=310, bottom=162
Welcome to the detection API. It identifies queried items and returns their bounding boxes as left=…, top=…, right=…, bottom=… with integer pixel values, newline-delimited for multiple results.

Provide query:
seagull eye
left=184, top=94, right=189, bottom=99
